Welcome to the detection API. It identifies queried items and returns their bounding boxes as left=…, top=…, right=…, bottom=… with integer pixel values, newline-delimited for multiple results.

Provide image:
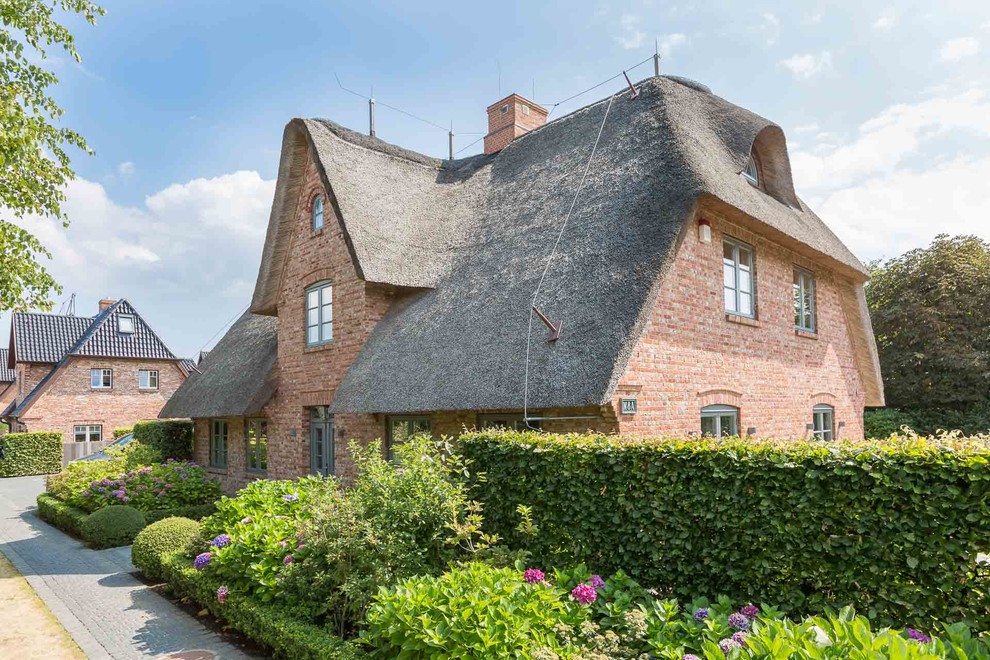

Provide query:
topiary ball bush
left=81, top=505, right=146, bottom=549
left=132, top=516, right=201, bottom=581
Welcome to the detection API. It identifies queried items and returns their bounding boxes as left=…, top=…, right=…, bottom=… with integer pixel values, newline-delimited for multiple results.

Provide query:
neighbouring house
left=161, top=75, right=883, bottom=492
left=2, top=299, right=192, bottom=446
left=0, top=349, right=14, bottom=431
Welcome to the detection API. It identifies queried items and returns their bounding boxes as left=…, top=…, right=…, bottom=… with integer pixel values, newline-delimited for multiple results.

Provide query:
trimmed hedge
left=112, top=427, right=134, bottom=440
left=132, top=517, right=201, bottom=581
left=460, top=431, right=990, bottom=629
left=36, top=492, right=88, bottom=537
left=865, top=406, right=990, bottom=438
left=161, top=552, right=361, bottom=659
left=82, top=505, right=146, bottom=548
left=0, top=432, right=62, bottom=477
left=133, top=420, right=193, bottom=460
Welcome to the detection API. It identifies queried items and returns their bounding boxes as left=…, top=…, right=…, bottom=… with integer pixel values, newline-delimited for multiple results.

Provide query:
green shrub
left=46, top=455, right=126, bottom=503
left=36, top=492, right=88, bottom=537
left=866, top=405, right=990, bottom=438
left=133, top=420, right=193, bottom=460
left=132, top=516, right=201, bottom=581
left=145, top=502, right=216, bottom=524
left=105, top=440, right=163, bottom=469
left=77, top=460, right=219, bottom=513
left=460, top=431, right=990, bottom=629
left=112, top=427, right=134, bottom=440
left=0, top=432, right=62, bottom=476
left=81, top=505, right=146, bottom=548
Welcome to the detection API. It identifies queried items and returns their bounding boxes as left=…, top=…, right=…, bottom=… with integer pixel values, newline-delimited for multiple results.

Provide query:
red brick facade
left=484, top=93, right=548, bottom=155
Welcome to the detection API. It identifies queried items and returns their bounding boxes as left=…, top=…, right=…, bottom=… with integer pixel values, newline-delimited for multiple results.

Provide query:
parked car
left=77, top=433, right=134, bottom=462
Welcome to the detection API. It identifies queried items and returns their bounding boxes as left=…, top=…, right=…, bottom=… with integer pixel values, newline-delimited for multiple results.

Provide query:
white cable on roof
left=523, top=93, right=617, bottom=428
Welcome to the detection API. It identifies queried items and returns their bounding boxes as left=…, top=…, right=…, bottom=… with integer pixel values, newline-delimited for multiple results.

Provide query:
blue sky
left=6, top=0, right=990, bottom=357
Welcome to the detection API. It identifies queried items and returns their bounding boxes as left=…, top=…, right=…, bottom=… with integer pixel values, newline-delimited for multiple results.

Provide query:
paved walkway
left=0, top=476, right=254, bottom=659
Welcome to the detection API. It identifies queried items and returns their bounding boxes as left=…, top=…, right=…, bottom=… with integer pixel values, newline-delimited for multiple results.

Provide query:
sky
left=4, top=0, right=990, bottom=358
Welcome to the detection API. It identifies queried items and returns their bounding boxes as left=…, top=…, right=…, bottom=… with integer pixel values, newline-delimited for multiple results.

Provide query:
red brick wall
left=16, top=362, right=52, bottom=397
left=0, top=381, right=14, bottom=416
left=18, top=356, right=187, bottom=441
left=612, top=208, right=867, bottom=439
left=484, top=94, right=548, bottom=155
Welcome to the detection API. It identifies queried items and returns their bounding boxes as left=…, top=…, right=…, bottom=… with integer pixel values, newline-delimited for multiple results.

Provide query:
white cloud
left=939, top=37, right=980, bottom=62
left=117, top=161, right=135, bottom=176
left=794, top=122, right=820, bottom=133
left=873, top=7, right=897, bottom=31
left=759, top=12, right=781, bottom=46
left=779, top=51, right=833, bottom=80
left=615, top=14, right=646, bottom=50
left=659, top=33, right=688, bottom=58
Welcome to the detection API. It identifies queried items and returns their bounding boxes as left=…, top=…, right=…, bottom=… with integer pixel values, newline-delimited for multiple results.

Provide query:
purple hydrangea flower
left=523, top=568, right=546, bottom=584
left=731, top=631, right=748, bottom=644
left=82, top=490, right=91, bottom=497
left=694, top=607, right=709, bottom=622
left=906, top=628, right=932, bottom=644
left=217, top=585, right=228, bottom=603
left=683, top=656, right=701, bottom=660
left=590, top=574, right=606, bottom=590
left=728, top=612, right=751, bottom=631
left=283, top=493, right=298, bottom=502
left=240, top=517, right=252, bottom=524
left=193, top=552, right=212, bottom=570
left=719, top=638, right=743, bottom=654
left=283, top=555, right=295, bottom=565
left=571, top=583, right=597, bottom=605
left=740, top=604, right=759, bottom=619
left=210, top=534, right=231, bottom=548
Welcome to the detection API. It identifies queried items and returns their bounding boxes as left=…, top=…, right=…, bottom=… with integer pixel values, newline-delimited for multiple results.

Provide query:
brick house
left=161, top=75, right=883, bottom=492
left=0, top=349, right=14, bottom=429
left=2, top=299, right=192, bottom=444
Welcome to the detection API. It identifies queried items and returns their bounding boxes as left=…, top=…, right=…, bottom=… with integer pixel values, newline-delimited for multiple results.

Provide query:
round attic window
left=742, top=151, right=760, bottom=187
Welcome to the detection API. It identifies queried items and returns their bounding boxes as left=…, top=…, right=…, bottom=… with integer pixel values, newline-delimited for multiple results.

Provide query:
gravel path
left=0, top=476, right=253, bottom=659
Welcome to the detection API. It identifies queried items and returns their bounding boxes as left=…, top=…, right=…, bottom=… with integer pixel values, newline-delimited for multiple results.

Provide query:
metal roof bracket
left=623, top=71, right=640, bottom=99
left=532, top=305, right=562, bottom=342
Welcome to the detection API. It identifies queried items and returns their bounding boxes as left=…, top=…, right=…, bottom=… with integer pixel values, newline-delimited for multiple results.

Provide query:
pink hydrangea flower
left=571, top=582, right=597, bottom=605
left=523, top=568, right=546, bottom=584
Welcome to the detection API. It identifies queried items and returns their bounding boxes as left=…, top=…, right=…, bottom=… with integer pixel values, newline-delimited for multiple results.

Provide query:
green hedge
left=161, top=552, right=361, bottom=659
left=460, top=431, right=990, bottom=629
left=865, top=406, right=990, bottom=438
left=132, top=517, right=202, bottom=581
left=82, top=505, right=146, bottom=548
left=133, top=420, right=193, bottom=460
left=145, top=503, right=216, bottom=524
left=0, top=432, right=62, bottom=477
left=36, top=493, right=88, bottom=537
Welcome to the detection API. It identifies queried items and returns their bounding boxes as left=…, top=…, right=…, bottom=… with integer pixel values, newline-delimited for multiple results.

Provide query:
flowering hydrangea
left=683, top=655, right=701, bottom=660
left=719, top=637, right=742, bottom=654
left=523, top=568, right=546, bottom=584
left=739, top=604, right=759, bottom=619
left=217, top=585, right=228, bottom=604
left=731, top=631, right=748, bottom=644
left=728, top=612, right=751, bottom=631
left=590, top=574, right=606, bottom=590
left=571, top=582, right=597, bottom=605
left=694, top=607, right=709, bottom=622
left=240, top=517, right=252, bottom=524
left=906, top=628, right=932, bottom=643
left=283, top=555, right=295, bottom=565
left=210, top=533, right=231, bottom=548
left=193, top=552, right=212, bottom=570
left=283, top=493, right=298, bottom=502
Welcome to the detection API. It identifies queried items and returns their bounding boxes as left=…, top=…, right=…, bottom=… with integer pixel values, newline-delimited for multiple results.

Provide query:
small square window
left=139, top=369, right=159, bottom=390
left=620, top=398, right=637, bottom=414
left=520, top=104, right=530, bottom=116
left=74, top=425, right=102, bottom=443
left=90, top=368, right=112, bottom=389
left=118, top=315, right=135, bottom=334
left=500, top=104, right=509, bottom=115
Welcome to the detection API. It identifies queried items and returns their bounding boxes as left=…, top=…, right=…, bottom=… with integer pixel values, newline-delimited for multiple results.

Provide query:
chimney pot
left=99, top=298, right=117, bottom=313
left=483, top=93, right=548, bottom=155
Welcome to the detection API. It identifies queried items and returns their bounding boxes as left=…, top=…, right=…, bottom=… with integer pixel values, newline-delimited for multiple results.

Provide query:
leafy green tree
left=867, top=234, right=990, bottom=409
left=0, top=0, right=104, bottom=311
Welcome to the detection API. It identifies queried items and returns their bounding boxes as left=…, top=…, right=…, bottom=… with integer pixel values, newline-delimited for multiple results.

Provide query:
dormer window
left=312, top=194, right=324, bottom=231
left=118, top=315, right=135, bottom=334
left=742, top=151, right=760, bottom=187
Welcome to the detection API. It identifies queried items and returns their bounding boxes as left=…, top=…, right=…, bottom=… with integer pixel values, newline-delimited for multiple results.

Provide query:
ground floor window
left=700, top=405, right=739, bottom=437
left=812, top=404, right=835, bottom=441
left=387, top=415, right=431, bottom=460
left=210, top=419, right=228, bottom=468
left=478, top=413, right=540, bottom=431
left=310, top=407, right=334, bottom=476
left=245, top=418, right=268, bottom=472
left=73, top=425, right=102, bottom=443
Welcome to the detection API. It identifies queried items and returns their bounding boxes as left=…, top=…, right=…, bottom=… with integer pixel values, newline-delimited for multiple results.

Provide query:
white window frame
left=812, top=404, right=835, bottom=441
left=138, top=369, right=159, bottom=390
left=311, top=193, right=324, bottom=231
left=520, top=103, right=530, bottom=116
left=743, top=152, right=760, bottom=186
left=701, top=404, right=739, bottom=437
left=90, top=368, right=112, bottom=389
left=305, top=281, right=333, bottom=347
left=723, top=238, right=756, bottom=318
left=117, top=314, right=135, bottom=334
left=210, top=419, right=228, bottom=469
left=73, top=425, right=102, bottom=443
left=793, top=267, right=816, bottom=332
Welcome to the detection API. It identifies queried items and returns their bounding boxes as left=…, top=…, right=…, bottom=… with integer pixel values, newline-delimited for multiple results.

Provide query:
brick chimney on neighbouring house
left=483, top=93, right=549, bottom=155
left=99, top=298, right=117, bottom=313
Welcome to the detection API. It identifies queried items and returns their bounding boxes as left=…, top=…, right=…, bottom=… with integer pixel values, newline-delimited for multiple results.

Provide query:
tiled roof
left=70, top=300, right=177, bottom=361
left=11, top=313, right=93, bottom=363
left=0, top=349, right=13, bottom=382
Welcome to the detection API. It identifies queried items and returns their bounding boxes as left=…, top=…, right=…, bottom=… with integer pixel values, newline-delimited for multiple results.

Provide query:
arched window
left=742, top=151, right=760, bottom=187
left=701, top=404, right=739, bottom=437
left=311, top=194, right=324, bottom=231
left=812, top=404, right=834, bottom=441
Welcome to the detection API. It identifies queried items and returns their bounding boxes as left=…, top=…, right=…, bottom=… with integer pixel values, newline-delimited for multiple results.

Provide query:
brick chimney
left=484, top=93, right=548, bottom=155
left=98, top=298, right=117, bottom=313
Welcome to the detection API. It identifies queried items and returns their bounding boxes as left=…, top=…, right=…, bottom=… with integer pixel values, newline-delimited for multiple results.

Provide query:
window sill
left=304, top=342, right=334, bottom=354
left=725, top=313, right=760, bottom=328
left=795, top=329, right=818, bottom=340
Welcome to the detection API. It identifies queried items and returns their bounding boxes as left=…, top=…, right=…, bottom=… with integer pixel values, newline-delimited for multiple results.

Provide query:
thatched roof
left=246, top=75, right=882, bottom=414
left=159, top=313, right=277, bottom=419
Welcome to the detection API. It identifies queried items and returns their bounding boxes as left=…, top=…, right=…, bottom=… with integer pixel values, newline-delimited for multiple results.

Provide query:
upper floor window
left=311, top=194, right=324, bottom=231
left=138, top=369, right=159, bottom=390
left=118, top=314, right=135, bottom=334
left=90, top=368, right=112, bottom=389
left=210, top=419, right=228, bottom=468
left=723, top=238, right=755, bottom=318
left=793, top=267, right=816, bottom=332
left=812, top=404, right=834, bottom=441
left=701, top=404, right=739, bottom=437
left=305, top=281, right=333, bottom=347
left=742, top=151, right=760, bottom=187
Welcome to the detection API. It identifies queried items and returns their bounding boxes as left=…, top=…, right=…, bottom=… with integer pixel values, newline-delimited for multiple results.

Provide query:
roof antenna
left=368, top=86, right=376, bottom=137
left=58, top=292, right=76, bottom=316
left=654, top=39, right=661, bottom=77
left=448, top=121, right=454, bottom=161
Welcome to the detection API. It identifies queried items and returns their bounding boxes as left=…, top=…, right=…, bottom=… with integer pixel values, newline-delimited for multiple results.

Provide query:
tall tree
left=867, top=234, right=990, bottom=409
left=0, top=0, right=104, bottom=311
